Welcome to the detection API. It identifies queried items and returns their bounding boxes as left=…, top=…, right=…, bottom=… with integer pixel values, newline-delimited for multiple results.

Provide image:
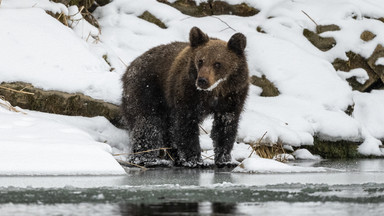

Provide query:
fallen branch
left=0, top=86, right=34, bottom=95
left=112, top=147, right=172, bottom=156
left=116, top=159, right=148, bottom=170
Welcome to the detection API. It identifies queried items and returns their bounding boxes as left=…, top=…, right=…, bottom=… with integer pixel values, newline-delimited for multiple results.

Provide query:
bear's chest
left=196, top=94, right=219, bottom=118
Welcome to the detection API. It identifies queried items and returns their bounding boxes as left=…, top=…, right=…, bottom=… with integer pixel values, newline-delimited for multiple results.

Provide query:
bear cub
left=121, top=27, right=249, bottom=167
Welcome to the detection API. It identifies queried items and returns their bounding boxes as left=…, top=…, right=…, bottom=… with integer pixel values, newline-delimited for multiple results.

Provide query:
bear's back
left=124, top=42, right=188, bottom=81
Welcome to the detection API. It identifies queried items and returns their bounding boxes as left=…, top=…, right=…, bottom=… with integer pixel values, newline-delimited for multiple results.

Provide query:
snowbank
left=0, top=6, right=120, bottom=104
left=0, top=99, right=127, bottom=175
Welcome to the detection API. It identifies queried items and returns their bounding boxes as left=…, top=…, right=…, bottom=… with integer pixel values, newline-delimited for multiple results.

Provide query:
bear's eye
left=214, top=62, right=221, bottom=69
left=197, top=59, right=204, bottom=68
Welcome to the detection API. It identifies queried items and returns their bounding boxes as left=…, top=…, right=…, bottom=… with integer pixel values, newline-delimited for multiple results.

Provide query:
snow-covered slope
left=93, top=0, right=384, bottom=155
left=0, top=0, right=384, bottom=174
left=0, top=99, right=127, bottom=175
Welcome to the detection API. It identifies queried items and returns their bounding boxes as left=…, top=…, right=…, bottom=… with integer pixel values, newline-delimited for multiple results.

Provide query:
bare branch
left=212, top=16, right=237, bottom=32
left=302, top=10, right=318, bottom=27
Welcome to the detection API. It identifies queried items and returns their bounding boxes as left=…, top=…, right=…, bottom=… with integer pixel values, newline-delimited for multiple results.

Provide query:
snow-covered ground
left=0, top=0, right=384, bottom=175
left=0, top=98, right=127, bottom=175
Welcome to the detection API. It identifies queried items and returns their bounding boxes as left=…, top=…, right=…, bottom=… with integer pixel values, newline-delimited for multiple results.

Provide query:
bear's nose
left=197, top=77, right=208, bottom=88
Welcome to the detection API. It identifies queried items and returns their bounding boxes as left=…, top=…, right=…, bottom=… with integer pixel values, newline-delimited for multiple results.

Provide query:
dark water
left=1, top=159, right=384, bottom=215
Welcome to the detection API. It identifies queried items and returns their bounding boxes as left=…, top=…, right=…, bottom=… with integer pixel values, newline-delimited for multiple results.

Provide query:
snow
left=337, top=68, right=369, bottom=84
left=0, top=0, right=384, bottom=175
left=0, top=99, right=127, bottom=175
left=1, top=0, right=68, bottom=14
left=0, top=7, right=120, bottom=104
left=376, top=57, right=384, bottom=66
left=232, top=158, right=326, bottom=173
left=293, top=149, right=321, bottom=160
left=197, top=78, right=226, bottom=91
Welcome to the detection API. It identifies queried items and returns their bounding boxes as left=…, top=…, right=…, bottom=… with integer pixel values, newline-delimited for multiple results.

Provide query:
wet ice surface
left=1, top=159, right=384, bottom=215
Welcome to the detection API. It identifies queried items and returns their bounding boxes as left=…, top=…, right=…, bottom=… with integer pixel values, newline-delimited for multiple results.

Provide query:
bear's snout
left=197, top=77, right=209, bottom=89
left=196, top=66, right=215, bottom=90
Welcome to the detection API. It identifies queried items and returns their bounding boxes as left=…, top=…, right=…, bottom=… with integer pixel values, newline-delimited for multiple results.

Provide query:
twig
left=72, top=6, right=85, bottom=17
left=248, top=131, right=268, bottom=158
left=301, top=10, right=318, bottom=27
left=112, top=147, right=172, bottom=156
left=116, top=159, right=148, bottom=170
left=202, top=154, right=214, bottom=160
left=165, top=149, right=174, bottom=161
left=211, top=16, right=237, bottom=32
left=118, top=56, right=128, bottom=68
left=0, top=86, right=34, bottom=95
left=199, top=125, right=209, bottom=135
left=58, top=12, right=69, bottom=27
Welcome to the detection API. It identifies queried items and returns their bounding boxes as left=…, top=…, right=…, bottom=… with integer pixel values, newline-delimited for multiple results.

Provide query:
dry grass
left=245, top=131, right=291, bottom=162
left=0, top=96, right=26, bottom=114
left=47, top=6, right=101, bottom=43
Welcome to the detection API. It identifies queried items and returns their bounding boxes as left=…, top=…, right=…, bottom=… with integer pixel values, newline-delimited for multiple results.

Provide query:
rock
left=157, top=0, right=259, bottom=17
left=139, top=11, right=167, bottom=29
left=256, top=26, right=266, bottom=34
left=0, top=82, right=122, bottom=127
left=210, top=1, right=259, bottom=16
left=360, top=30, right=376, bottom=42
left=52, top=0, right=71, bottom=5
left=304, top=137, right=360, bottom=159
left=332, top=51, right=382, bottom=91
left=249, top=75, right=280, bottom=97
left=316, top=24, right=340, bottom=34
left=303, top=28, right=336, bottom=51
left=367, top=44, right=384, bottom=83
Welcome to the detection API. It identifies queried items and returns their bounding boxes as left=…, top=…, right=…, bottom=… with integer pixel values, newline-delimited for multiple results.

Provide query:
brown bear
left=121, top=27, right=249, bottom=167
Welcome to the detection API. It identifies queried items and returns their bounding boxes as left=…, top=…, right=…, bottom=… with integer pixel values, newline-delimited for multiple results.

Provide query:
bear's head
left=189, top=27, right=247, bottom=92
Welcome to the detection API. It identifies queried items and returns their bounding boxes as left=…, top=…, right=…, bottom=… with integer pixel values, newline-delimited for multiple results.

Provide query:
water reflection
left=122, top=167, right=234, bottom=186
left=357, top=159, right=384, bottom=172
left=118, top=202, right=237, bottom=216
left=1, top=201, right=383, bottom=216
left=120, top=160, right=384, bottom=187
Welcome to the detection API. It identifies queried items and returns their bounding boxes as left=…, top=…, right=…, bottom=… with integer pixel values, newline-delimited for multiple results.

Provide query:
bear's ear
left=228, top=33, right=247, bottom=55
left=189, top=27, right=209, bottom=48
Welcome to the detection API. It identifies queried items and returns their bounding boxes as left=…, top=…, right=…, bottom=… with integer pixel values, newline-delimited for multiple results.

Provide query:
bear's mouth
left=196, top=77, right=226, bottom=91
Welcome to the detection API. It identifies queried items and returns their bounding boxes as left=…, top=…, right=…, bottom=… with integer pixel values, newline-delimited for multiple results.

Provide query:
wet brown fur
left=121, top=27, right=249, bottom=167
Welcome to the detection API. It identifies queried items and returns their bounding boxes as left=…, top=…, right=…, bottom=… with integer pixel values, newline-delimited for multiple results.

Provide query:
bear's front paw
left=128, top=155, right=163, bottom=167
left=175, top=157, right=202, bottom=168
left=215, top=153, right=232, bottom=167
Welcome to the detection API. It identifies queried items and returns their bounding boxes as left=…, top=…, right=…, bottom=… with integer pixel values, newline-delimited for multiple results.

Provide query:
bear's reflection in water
left=119, top=202, right=237, bottom=216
